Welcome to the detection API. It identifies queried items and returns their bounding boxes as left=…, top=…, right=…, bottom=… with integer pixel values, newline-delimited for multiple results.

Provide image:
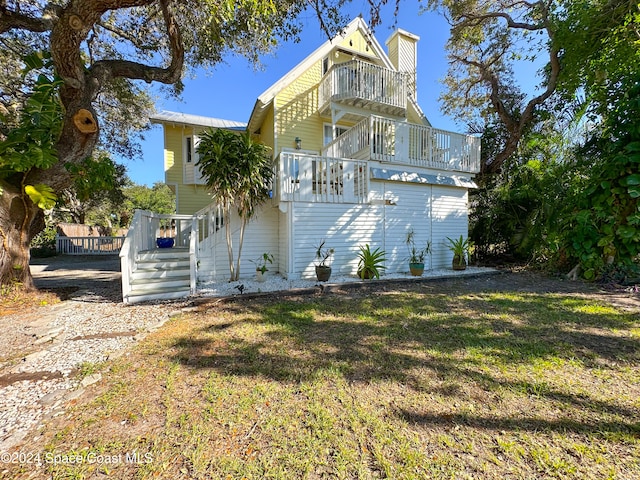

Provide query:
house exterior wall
left=163, top=125, right=212, bottom=215
left=274, top=29, right=380, bottom=155
left=279, top=175, right=467, bottom=279
left=431, top=186, right=469, bottom=269
left=197, top=203, right=280, bottom=282
left=275, top=61, right=323, bottom=153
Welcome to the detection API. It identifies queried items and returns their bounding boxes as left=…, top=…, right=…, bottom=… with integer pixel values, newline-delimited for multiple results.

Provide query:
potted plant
left=314, top=239, right=334, bottom=282
left=251, top=252, right=274, bottom=282
left=445, top=235, right=471, bottom=270
left=357, top=244, right=386, bottom=280
left=405, top=228, right=431, bottom=276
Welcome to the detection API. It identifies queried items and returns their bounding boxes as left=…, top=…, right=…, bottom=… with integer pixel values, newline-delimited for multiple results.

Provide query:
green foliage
left=0, top=71, right=62, bottom=177
left=554, top=1, right=640, bottom=120
left=251, top=252, right=274, bottom=274
left=197, top=129, right=273, bottom=218
left=314, top=239, right=334, bottom=267
left=559, top=75, right=640, bottom=280
left=122, top=182, right=175, bottom=218
left=65, top=154, right=120, bottom=203
left=30, top=225, right=57, bottom=258
left=357, top=244, right=386, bottom=280
left=196, top=128, right=273, bottom=281
left=405, top=228, right=430, bottom=264
left=446, top=235, right=471, bottom=261
left=24, top=183, right=56, bottom=210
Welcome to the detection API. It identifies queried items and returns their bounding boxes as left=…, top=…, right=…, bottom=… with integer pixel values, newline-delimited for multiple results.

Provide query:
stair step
left=135, top=260, right=191, bottom=270
left=125, top=287, right=191, bottom=304
left=130, top=275, right=190, bottom=290
left=137, top=248, right=189, bottom=262
left=131, top=269, right=190, bottom=280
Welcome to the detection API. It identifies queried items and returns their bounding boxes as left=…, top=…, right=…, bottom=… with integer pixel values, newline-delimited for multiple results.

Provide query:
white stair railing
left=120, top=209, right=196, bottom=303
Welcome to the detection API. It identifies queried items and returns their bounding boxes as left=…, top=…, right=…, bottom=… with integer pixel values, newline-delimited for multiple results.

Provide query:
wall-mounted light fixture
left=295, top=137, right=302, bottom=150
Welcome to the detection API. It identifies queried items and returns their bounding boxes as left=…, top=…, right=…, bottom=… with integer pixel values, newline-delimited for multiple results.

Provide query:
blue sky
left=125, top=2, right=534, bottom=186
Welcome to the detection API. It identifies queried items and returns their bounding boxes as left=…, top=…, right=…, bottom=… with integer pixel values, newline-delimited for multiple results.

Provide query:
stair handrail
left=189, top=215, right=198, bottom=294
left=120, top=209, right=151, bottom=304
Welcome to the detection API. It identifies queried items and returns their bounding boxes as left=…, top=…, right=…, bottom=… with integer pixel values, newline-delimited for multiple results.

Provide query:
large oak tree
left=0, top=0, right=324, bottom=289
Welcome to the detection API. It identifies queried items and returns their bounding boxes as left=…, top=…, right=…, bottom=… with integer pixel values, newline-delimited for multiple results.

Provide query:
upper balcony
left=318, top=60, right=407, bottom=119
left=322, top=115, right=481, bottom=174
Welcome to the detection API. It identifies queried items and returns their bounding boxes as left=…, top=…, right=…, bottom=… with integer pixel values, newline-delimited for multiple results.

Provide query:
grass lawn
left=7, top=273, right=640, bottom=479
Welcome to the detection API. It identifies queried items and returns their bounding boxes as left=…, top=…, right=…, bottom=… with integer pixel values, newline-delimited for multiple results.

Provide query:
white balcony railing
left=319, top=60, right=407, bottom=112
left=322, top=115, right=481, bottom=173
left=278, top=152, right=368, bottom=204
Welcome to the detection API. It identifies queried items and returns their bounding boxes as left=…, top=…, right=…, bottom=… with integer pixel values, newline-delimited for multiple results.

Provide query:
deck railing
left=321, top=115, right=481, bottom=173
left=56, top=235, right=125, bottom=255
left=278, top=152, right=368, bottom=204
left=319, top=60, right=407, bottom=111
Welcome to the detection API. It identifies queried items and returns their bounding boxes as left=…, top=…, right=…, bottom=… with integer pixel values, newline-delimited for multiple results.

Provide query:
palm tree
left=196, top=129, right=273, bottom=281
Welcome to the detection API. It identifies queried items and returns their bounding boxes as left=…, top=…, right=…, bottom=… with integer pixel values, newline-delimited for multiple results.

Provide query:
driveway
left=30, top=254, right=122, bottom=301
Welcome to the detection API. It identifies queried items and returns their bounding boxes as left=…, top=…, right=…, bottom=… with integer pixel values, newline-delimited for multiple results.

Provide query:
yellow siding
left=407, top=104, right=424, bottom=124
left=163, top=124, right=212, bottom=215
left=339, top=30, right=374, bottom=55
left=258, top=104, right=275, bottom=152
left=275, top=61, right=324, bottom=153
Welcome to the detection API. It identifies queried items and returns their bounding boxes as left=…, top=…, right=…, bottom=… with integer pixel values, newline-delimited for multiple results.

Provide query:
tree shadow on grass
left=169, top=281, right=640, bottom=436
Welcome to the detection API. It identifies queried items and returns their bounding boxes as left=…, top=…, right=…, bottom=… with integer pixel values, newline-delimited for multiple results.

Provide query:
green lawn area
left=11, top=274, right=640, bottom=479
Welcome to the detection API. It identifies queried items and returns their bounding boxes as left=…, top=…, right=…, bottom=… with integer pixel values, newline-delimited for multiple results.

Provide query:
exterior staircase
left=125, top=247, right=191, bottom=304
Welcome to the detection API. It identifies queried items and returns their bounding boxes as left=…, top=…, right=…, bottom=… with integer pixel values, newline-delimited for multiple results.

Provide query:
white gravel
left=0, top=297, right=182, bottom=451
left=197, top=267, right=496, bottom=297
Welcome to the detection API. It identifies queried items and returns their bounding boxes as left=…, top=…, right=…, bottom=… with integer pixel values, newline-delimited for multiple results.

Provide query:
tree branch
left=0, top=3, right=60, bottom=33
left=89, top=0, right=183, bottom=93
left=457, top=11, right=542, bottom=31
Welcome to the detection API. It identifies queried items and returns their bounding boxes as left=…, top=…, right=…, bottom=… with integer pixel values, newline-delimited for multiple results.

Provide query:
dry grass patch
left=4, top=275, right=639, bottom=479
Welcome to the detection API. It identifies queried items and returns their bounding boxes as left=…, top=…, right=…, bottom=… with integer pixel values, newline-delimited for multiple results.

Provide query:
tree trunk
left=224, top=204, right=236, bottom=281
left=234, top=216, right=248, bottom=283
left=0, top=181, right=45, bottom=290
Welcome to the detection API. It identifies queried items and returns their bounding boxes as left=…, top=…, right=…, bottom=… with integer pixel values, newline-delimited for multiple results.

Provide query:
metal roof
left=149, top=110, right=247, bottom=130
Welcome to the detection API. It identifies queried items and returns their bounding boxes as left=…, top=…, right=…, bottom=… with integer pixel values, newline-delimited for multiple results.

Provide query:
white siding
left=431, top=186, right=469, bottom=269
left=197, top=183, right=470, bottom=281
left=292, top=202, right=384, bottom=279
left=379, top=181, right=431, bottom=273
left=197, top=204, right=280, bottom=282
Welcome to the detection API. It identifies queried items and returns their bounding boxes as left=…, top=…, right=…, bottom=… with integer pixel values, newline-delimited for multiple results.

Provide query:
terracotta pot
left=315, top=265, right=332, bottom=282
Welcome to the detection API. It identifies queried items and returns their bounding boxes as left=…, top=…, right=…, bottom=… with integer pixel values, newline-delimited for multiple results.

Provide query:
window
left=322, top=56, right=329, bottom=75
left=185, top=136, right=193, bottom=163
left=184, top=134, right=205, bottom=185
left=323, top=124, right=349, bottom=146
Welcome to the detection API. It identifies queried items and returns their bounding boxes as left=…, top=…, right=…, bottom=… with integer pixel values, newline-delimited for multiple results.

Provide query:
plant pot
left=156, top=237, right=174, bottom=248
left=409, top=262, right=425, bottom=276
left=315, top=265, right=332, bottom=282
left=256, top=270, right=268, bottom=282
left=452, top=255, right=467, bottom=270
left=357, top=268, right=374, bottom=280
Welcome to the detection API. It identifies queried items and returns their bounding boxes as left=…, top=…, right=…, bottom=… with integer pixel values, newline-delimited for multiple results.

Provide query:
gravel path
left=0, top=255, right=196, bottom=451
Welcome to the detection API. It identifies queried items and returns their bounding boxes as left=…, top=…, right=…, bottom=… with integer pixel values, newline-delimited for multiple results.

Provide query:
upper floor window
left=185, top=136, right=193, bottom=163
left=322, top=56, right=329, bottom=75
left=323, top=124, right=349, bottom=145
